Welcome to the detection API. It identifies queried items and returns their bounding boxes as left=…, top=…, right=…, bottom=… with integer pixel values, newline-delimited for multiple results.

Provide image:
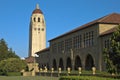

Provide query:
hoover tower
left=29, top=4, right=46, bottom=57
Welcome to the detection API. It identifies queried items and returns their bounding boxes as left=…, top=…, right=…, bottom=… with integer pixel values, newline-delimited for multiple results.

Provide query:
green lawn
left=0, top=76, right=59, bottom=80
left=0, top=76, right=119, bottom=80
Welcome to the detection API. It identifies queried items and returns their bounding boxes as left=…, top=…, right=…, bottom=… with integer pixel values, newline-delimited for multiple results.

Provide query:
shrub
left=7, top=72, right=22, bottom=76
left=0, top=58, right=27, bottom=76
left=59, top=76, right=117, bottom=80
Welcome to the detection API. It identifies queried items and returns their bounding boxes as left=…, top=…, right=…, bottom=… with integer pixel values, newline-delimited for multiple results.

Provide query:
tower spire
left=32, top=4, right=43, bottom=14
left=36, top=4, right=39, bottom=9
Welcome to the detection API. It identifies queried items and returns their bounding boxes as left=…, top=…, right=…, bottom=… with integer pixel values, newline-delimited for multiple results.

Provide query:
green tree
left=0, top=39, right=9, bottom=61
left=0, top=38, right=19, bottom=61
left=103, top=25, right=120, bottom=74
left=0, top=58, right=27, bottom=75
left=0, top=39, right=8, bottom=53
left=7, top=48, right=19, bottom=58
left=0, top=38, right=24, bottom=75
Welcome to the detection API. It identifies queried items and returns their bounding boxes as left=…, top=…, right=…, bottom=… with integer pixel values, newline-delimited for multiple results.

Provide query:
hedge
left=7, top=72, right=22, bottom=76
left=59, top=76, right=117, bottom=80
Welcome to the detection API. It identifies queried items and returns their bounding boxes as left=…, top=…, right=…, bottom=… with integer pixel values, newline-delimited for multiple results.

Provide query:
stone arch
left=34, top=17, right=36, bottom=22
left=66, top=57, right=72, bottom=70
left=41, top=64, right=44, bottom=69
left=85, top=54, right=94, bottom=70
left=47, top=63, right=49, bottom=70
left=53, top=59, right=57, bottom=70
left=74, top=55, right=82, bottom=70
left=59, top=58, right=64, bottom=70
left=38, top=17, right=40, bottom=22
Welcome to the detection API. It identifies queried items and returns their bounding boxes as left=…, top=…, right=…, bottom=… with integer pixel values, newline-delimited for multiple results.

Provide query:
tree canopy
left=0, top=58, right=27, bottom=72
left=103, top=25, right=120, bottom=74
left=0, top=38, right=27, bottom=75
left=0, top=38, right=19, bottom=61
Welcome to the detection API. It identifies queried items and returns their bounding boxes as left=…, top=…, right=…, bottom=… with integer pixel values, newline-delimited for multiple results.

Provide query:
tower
left=29, top=4, right=46, bottom=57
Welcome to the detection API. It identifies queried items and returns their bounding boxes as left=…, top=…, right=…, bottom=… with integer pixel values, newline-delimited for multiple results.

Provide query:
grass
left=0, top=71, right=119, bottom=80
left=51, top=70, right=111, bottom=75
left=59, top=76, right=118, bottom=80
left=0, top=76, right=118, bottom=80
left=0, top=76, right=59, bottom=80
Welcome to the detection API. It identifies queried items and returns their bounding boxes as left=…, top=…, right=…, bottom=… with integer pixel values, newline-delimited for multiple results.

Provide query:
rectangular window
left=52, top=43, right=57, bottom=53
left=58, top=41, right=64, bottom=53
left=73, top=35, right=82, bottom=49
left=73, top=36, right=77, bottom=48
left=83, top=31, right=94, bottom=48
left=91, top=31, right=94, bottom=46
left=79, top=35, right=82, bottom=48
left=86, top=32, right=88, bottom=47
left=83, top=33, right=86, bottom=48
left=65, top=38, right=72, bottom=51
left=104, top=39, right=110, bottom=49
left=88, top=32, right=91, bottom=46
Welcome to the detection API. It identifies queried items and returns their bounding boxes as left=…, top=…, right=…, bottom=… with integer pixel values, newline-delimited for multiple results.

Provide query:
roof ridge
left=98, top=13, right=117, bottom=22
left=49, top=13, right=120, bottom=41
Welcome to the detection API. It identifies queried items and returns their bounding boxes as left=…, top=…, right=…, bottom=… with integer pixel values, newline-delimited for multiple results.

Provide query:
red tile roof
left=36, top=47, right=50, bottom=54
left=32, top=9, right=43, bottom=14
left=25, top=56, right=35, bottom=63
left=98, top=13, right=120, bottom=23
left=49, top=13, right=120, bottom=41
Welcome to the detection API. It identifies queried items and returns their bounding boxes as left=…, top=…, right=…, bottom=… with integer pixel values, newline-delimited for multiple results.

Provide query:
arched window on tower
left=34, top=17, right=36, bottom=22
left=38, top=17, right=40, bottom=22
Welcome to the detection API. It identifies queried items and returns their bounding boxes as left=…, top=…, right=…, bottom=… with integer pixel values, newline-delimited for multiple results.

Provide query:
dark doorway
left=59, top=58, right=64, bottom=70
left=85, top=54, right=94, bottom=70
left=66, top=57, right=72, bottom=70
left=74, top=55, right=82, bottom=70
left=53, top=59, right=57, bottom=70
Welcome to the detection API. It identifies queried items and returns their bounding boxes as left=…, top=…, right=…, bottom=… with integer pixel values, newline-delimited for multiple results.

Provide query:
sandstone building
left=36, top=13, right=120, bottom=71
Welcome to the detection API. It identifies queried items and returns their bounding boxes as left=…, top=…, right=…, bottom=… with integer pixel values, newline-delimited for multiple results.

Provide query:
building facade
left=29, top=4, right=46, bottom=57
left=36, top=13, right=120, bottom=71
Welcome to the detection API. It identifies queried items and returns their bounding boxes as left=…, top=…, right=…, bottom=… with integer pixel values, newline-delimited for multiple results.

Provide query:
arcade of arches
left=52, top=54, right=95, bottom=71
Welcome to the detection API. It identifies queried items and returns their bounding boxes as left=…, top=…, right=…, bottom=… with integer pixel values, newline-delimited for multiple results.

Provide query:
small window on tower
left=42, top=28, right=44, bottom=31
left=38, top=17, right=40, bottom=22
left=34, top=28, right=36, bottom=30
left=38, top=28, right=40, bottom=31
left=34, top=17, right=36, bottom=22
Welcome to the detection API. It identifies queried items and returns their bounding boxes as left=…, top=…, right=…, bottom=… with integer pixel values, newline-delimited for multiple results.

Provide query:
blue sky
left=0, top=0, right=120, bottom=58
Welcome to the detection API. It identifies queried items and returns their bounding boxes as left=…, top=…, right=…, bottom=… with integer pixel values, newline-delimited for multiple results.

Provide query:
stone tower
left=29, top=4, right=46, bottom=57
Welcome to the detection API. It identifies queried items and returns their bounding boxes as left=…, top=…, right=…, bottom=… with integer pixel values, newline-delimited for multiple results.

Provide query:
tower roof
left=32, top=4, right=43, bottom=14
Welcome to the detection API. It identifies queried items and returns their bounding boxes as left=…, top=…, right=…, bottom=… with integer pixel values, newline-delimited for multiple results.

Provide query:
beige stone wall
left=29, top=13, right=46, bottom=57
left=36, top=50, right=50, bottom=69
left=49, top=24, right=100, bottom=70
left=27, top=63, right=39, bottom=72
left=23, top=72, right=33, bottom=76
left=99, top=24, right=117, bottom=34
